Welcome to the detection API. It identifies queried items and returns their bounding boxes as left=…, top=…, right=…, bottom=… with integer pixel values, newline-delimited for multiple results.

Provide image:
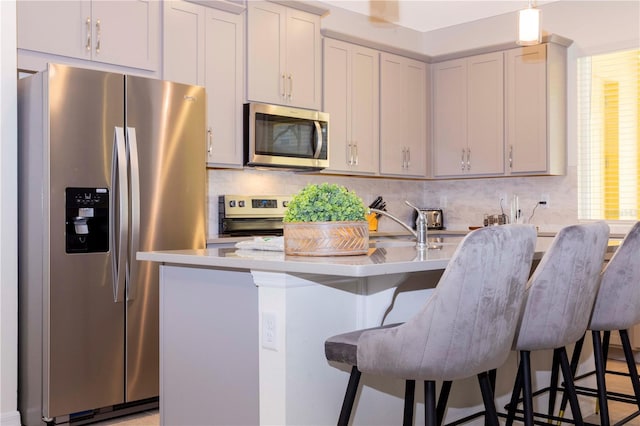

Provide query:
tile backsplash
left=208, top=167, right=579, bottom=237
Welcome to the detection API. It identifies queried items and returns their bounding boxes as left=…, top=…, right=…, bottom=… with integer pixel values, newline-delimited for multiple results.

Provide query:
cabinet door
left=380, top=54, right=405, bottom=175
left=380, top=53, right=427, bottom=177
left=433, top=59, right=467, bottom=177
left=163, top=0, right=205, bottom=85
left=204, top=8, right=244, bottom=167
left=350, top=45, right=379, bottom=174
left=285, top=8, right=321, bottom=110
left=506, top=44, right=547, bottom=174
left=247, top=1, right=286, bottom=105
left=404, top=59, right=427, bottom=176
left=17, top=1, right=91, bottom=60
left=323, top=39, right=351, bottom=173
left=467, top=52, right=504, bottom=175
left=323, top=39, right=378, bottom=175
left=91, top=0, right=159, bottom=71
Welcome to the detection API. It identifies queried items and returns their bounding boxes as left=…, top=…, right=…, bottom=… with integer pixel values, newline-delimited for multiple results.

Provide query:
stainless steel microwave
left=244, top=103, right=329, bottom=170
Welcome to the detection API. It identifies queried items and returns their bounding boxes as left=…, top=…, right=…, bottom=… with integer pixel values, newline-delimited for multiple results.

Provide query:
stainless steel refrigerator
left=17, top=63, right=206, bottom=425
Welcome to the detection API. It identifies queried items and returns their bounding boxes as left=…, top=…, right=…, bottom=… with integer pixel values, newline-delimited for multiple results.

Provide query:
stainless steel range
left=218, top=195, right=291, bottom=236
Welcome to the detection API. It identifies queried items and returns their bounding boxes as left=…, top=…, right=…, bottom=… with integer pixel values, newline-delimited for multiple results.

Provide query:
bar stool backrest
left=356, top=224, right=537, bottom=381
left=590, top=221, right=640, bottom=331
left=514, top=222, right=610, bottom=352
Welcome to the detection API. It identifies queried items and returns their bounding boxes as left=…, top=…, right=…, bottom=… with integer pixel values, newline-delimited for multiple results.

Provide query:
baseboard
left=0, top=410, right=22, bottom=426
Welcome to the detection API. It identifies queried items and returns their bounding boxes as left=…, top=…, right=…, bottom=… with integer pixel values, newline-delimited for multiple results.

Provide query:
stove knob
left=239, top=200, right=245, bottom=208
left=229, top=200, right=236, bottom=207
left=283, top=201, right=289, bottom=207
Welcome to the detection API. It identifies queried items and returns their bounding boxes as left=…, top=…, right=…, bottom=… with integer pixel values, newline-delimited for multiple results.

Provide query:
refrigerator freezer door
left=124, top=76, right=206, bottom=401
left=46, top=65, right=126, bottom=418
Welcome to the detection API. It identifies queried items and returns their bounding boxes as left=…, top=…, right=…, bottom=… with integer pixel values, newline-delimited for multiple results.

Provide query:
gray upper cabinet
left=323, top=38, right=379, bottom=175
left=433, top=52, right=504, bottom=178
left=163, top=0, right=244, bottom=167
left=246, top=1, right=322, bottom=110
left=379, top=52, right=428, bottom=178
left=505, top=43, right=567, bottom=176
left=17, top=0, right=159, bottom=71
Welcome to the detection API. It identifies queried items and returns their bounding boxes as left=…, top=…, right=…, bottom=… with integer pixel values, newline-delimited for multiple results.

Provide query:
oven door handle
left=312, top=120, right=323, bottom=159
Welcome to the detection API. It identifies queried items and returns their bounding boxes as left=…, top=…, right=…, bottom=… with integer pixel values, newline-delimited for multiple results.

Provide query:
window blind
left=578, top=49, right=640, bottom=221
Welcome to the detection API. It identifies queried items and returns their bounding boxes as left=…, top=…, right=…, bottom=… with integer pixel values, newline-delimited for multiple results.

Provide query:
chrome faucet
left=370, top=201, right=428, bottom=249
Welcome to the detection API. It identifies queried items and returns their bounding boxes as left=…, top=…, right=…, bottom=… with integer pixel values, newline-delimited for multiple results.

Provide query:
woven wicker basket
left=283, top=221, right=369, bottom=256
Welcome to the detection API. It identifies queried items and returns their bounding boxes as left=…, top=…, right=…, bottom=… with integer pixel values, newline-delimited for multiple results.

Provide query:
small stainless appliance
left=244, top=102, right=329, bottom=170
left=219, top=194, right=291, bottom=236
left=413, top=208, right=444, bottom=230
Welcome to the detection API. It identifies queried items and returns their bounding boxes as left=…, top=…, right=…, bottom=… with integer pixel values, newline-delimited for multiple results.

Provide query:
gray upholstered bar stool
left=555, top=221, right=640, bottom=425
left=505, top=222, right=610, bottom=426
left=324, top=224, right=538, bottom=426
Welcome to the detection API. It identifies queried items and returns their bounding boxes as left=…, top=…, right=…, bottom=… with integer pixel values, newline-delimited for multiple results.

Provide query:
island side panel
left=159, top=265, right=259, bottom=426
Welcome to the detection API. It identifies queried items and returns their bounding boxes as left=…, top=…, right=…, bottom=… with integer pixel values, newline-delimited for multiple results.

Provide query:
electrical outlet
left=540, top=194, right=550, bottom=209
left=262, top=312, right=277, bottom=351
left=498, top=193, right=508, bottom=209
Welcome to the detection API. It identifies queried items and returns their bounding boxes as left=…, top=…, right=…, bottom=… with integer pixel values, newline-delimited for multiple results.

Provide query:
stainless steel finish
left=124, top=74, right=206, bottom=401
left=95, top=19, right=101, bottom=54
left=370, top=200, right=429, bottom=249
left=126, top=127, right=140, bottom=301
left=113, top=127, right=128, bottom=303
left=86, top=17, right=91, bottom=50
left=219, top=194, right=290, bottom=236
left=313, top=120, right=323, bottom=159
left=245, top=102, right=329, bottom=169
left=18, top=63, right=206, bottom=425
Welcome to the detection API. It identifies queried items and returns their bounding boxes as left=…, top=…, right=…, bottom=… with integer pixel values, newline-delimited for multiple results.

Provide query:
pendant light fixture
left=517, top=0, right=541, bottom=46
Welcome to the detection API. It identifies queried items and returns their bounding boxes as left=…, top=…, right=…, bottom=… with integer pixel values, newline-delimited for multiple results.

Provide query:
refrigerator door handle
left=112, top=127, right=128, bottom=302
left=126, top=127, right=141, bottom=301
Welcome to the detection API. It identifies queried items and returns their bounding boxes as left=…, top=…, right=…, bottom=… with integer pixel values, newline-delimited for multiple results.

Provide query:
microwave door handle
left=312, top=120, right=323, bottom=159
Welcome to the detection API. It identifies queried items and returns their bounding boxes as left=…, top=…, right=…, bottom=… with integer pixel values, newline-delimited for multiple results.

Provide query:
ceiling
left=321, top=1, right=556, bottom=33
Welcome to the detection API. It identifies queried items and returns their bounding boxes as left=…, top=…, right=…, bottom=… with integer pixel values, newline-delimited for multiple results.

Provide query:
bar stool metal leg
left=592, top=330, right=610, bottom=425
left=506, top=358, right=525, bottom=426
left=425, top=380, right=437, bottom=426
left=436, top=381, right=452, bottom=426
left=338, top=367, right=361, bottom=426
left=620, top=330, right=640, bottom=410
left=478, top=372, right=499, bottom=426
left=558, top=347, right=584, bottom=425
left=404, top=380, right=415, bottom=426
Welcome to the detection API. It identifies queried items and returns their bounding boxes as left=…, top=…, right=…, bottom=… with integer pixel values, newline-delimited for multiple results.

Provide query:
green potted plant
left=283, top=183, right=369, bottom=256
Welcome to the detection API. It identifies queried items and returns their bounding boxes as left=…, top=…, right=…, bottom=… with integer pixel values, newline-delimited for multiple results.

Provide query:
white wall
left=0, top=1, right=20, bottom=425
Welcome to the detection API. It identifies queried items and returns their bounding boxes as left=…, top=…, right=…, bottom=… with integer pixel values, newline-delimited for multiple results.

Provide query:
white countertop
left=138, top=236, right=566, bottom=277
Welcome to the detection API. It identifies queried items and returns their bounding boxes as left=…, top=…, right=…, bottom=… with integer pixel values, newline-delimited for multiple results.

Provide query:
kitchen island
left=138, top=236, right=596, bottom=426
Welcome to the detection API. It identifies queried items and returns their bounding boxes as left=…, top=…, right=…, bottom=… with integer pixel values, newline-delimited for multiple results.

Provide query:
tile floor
left=92, top=360, right=640, bottom=425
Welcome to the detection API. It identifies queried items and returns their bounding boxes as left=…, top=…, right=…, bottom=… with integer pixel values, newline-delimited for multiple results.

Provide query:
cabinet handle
left=353, top=142, right=358, bottom=166
left=461, top=148, right=466, bottom=171
left=207, top=128, right=213, bottom=154
left=281, top=74, right=286, bottom=99
left=95, top=19, right=101, bottom=54
left=288, top=74, right=293, bottom=100
left=346, top=143, right=352, bottom=165
left=406, top=147, right=411, bottom=168
left=510, top=145, right=514, bottom=169
left=85, top=17, right=91, bottom=51
left=467, top=148, right=471, bottom=171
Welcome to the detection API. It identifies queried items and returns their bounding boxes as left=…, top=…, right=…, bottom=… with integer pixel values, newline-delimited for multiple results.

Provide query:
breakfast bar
left=138, top=236, right=597, bottom=425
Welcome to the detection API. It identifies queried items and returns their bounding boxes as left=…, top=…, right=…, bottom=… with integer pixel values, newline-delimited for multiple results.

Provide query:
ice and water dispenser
left=65, top=187, right=109, bottom=253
